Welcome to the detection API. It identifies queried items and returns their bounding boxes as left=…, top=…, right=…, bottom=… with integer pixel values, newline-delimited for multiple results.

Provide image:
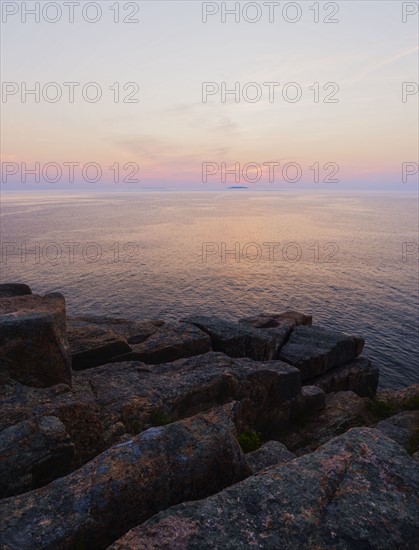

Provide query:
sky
left=1, top=0, right=418, bottom=190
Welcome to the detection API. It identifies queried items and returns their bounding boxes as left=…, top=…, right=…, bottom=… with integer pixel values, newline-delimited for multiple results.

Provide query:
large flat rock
left=117, top=321, right=212, bottom=364
left=68, top=316, right=163, bottom=370
left=183, top=316, right=283, bottom=360
left=109, top=427, right=419, bottom=550
left=68, top=318, right=211, bottom=369
left=239, top=310, right=312, bottom=329
left=0, top=406, right=250, bottom=550
left=306, top=356, right=379, bottom=397
left=0, top=293, right=71, bottom=387
left=69, top=315, right=163, bottom=342
left=279, top=325, right=364, bottom=380
left=68, top=318, right=132, bottom=370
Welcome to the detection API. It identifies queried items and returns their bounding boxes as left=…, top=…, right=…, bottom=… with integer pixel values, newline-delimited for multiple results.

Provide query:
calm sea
left=1, top=191, right=418, bottom=389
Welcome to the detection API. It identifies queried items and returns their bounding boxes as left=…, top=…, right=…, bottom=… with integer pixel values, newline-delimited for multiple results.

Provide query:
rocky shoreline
left=0, top=283, right=418, bottom=549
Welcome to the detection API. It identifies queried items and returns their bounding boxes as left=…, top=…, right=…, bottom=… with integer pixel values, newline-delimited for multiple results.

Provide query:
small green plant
left=237, top=430, right=263, bottom=453
left=366, top=399, right=397, bottom=421
left=150, top=410, right=172, bottom=426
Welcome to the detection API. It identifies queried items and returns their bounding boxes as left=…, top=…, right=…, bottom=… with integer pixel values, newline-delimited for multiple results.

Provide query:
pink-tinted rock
left=0, top=406, right=249, bottom=550
left=68, top=317, right=132, bottom=370
left=0, top=352, right=301, bottom=480
left=117, top=321, right=212, bottom=364
left=109, top=428, right=419, bottom=550
left=68, top=316, right=165, bottom=370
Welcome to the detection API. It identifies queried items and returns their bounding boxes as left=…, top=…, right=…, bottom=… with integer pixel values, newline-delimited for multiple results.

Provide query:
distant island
left=227, top=186, right=249, bottom=189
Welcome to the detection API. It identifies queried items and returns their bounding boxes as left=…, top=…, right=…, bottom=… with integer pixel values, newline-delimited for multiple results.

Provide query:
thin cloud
left=350, top=44, right=419, bottom=84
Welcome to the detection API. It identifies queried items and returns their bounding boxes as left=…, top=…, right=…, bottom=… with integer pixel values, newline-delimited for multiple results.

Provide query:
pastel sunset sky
left=1, top=0, right=418, bottom=189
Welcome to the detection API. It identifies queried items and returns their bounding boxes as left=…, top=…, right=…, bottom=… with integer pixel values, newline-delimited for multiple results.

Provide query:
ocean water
left=1, top=191, right=418, bottom=389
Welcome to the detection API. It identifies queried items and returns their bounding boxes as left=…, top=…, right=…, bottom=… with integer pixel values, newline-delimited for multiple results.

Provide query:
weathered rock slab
left=109, top=428, right=419, bottom=550
left=183, top=316, right=282, bottom=360
left=68, top=316, right=167, bottom=370
left=279, top=325, right=364, bottom=380
left=0, top=293, right=71, bottom=387
left=0, top=406, right=249, bottom=550
left=306, top=356, right=379, bottom=397
left=69, top=315, right=163, bottom=342
left=68, top=317, right=132, bottom=370
left=118, top=322, right=212, bottom=364
left=239, top=310, right=312, bottom=329
left=68, top=316, right=212, bottom=370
